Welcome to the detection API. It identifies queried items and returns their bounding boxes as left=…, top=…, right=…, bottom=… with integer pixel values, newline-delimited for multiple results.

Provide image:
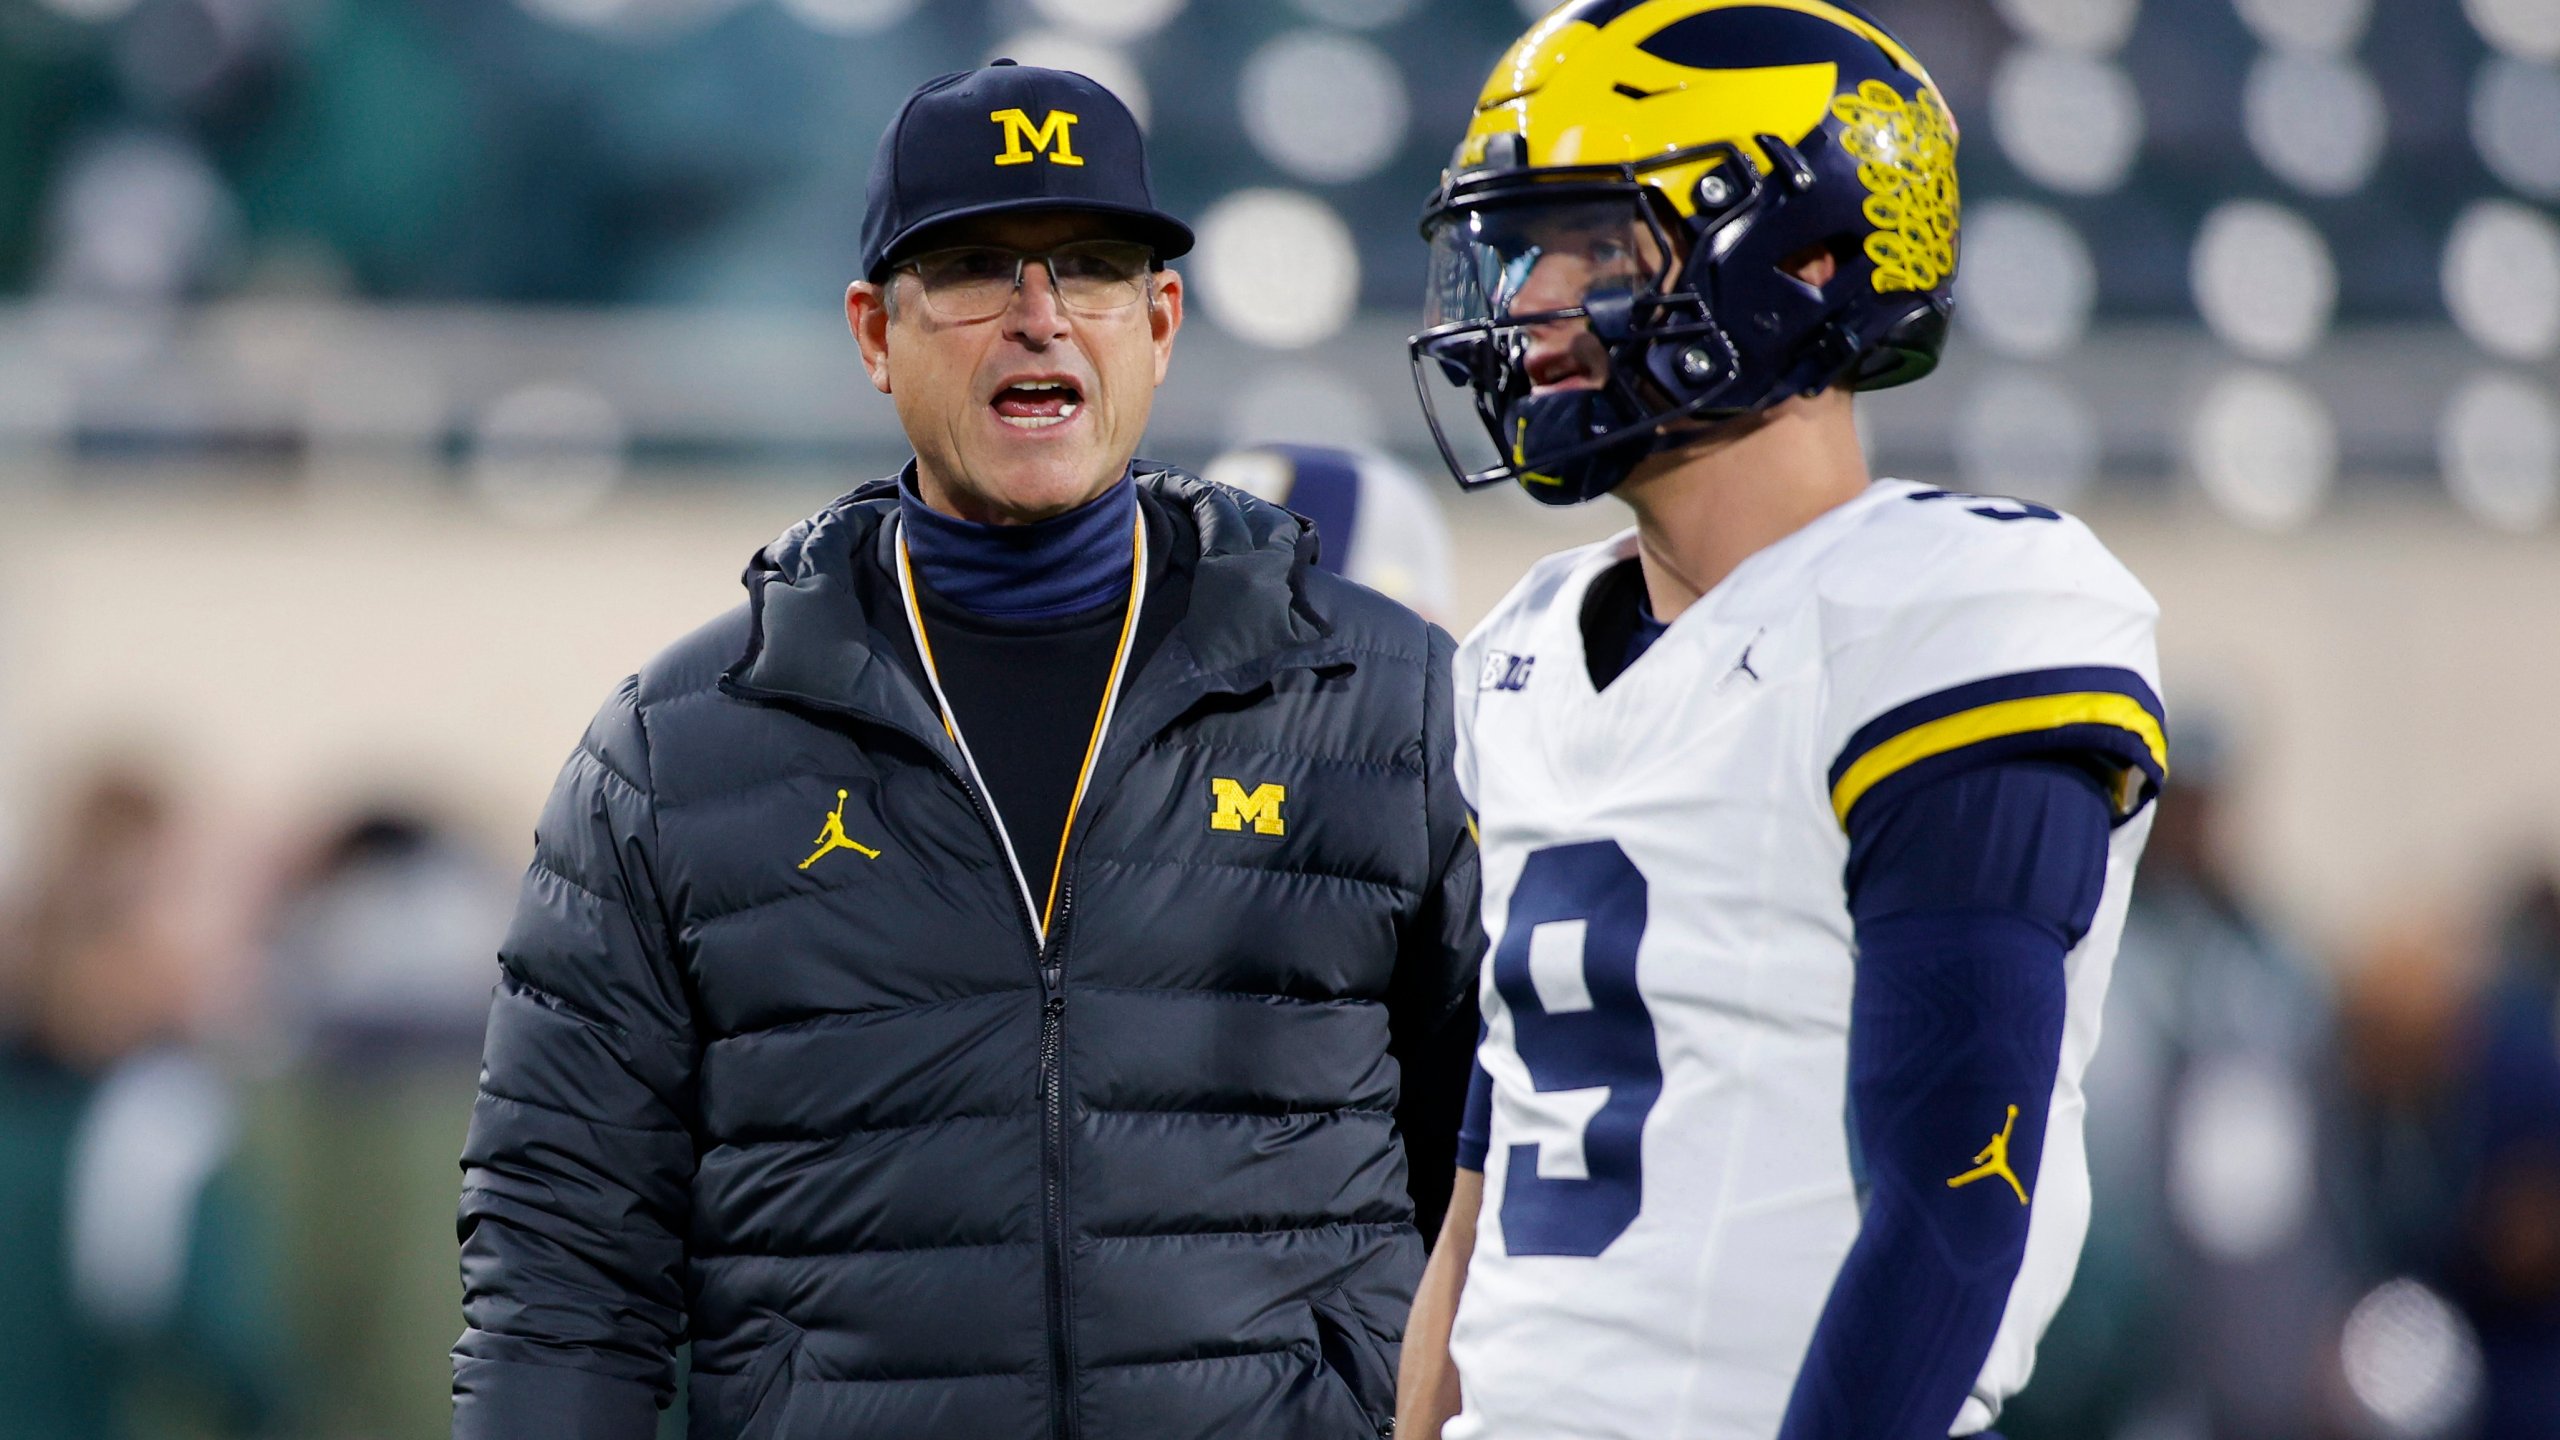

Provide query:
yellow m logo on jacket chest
left=992, top=108, right=1083, bottom=166
left=1210, top=779, right=1286, bottom=837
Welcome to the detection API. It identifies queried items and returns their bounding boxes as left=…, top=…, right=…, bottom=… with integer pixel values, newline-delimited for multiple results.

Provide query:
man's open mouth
left=1526, top=341, right=1605, bottom=393
left=993, top=379, right=1083, bottom=430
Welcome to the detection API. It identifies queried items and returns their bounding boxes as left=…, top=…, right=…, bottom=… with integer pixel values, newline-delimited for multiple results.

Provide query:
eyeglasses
left=898, top=240, right=1157, bottom=322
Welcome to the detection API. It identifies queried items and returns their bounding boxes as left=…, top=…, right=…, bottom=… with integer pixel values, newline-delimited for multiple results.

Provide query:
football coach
left=452, top=60, right=1482, bottom=1440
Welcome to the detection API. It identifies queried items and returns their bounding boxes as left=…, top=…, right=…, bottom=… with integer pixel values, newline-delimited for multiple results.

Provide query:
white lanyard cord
left=892, top=506, right=1149, bottom=948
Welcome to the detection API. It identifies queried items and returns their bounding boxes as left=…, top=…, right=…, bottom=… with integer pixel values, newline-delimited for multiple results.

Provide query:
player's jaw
left=1523, top=321, right=1609, bottom=396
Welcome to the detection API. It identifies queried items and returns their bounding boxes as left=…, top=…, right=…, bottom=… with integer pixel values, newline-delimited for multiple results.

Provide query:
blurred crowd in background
left=0, top=763, right=513, bottom=1439
left=5, top=711, right=2556, bottom=1440
left=0, top=0, right=2553, bottom=510
left=1, top=0, right=2557, bottom=1437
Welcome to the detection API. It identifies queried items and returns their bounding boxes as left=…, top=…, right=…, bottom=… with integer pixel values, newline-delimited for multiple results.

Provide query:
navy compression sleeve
left=1775, top=757, right=2114, bottom=1440
left=1457, top=1021, right=1493, bottom=1171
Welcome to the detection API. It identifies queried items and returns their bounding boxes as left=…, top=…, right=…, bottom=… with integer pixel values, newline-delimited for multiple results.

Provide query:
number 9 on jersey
left=1491, top=840, right=1662, bottom=1258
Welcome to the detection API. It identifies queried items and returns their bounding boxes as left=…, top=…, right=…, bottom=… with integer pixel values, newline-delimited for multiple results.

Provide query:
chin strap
left=1502, top=384, right=1665, bottom=506
left=1502, top=338, right=1824, bottom=506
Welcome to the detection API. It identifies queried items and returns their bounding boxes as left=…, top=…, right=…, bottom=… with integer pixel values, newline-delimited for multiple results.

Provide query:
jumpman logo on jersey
left=1947, top=1103, right=2029, bottom=1205
left=798, top=789, right=881, bottom=870
left=1724, top=629, right=1765, bottom=686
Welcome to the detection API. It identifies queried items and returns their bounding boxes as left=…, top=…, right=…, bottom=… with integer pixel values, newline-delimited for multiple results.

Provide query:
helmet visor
left=1422, top=195, right=1676, bottom=333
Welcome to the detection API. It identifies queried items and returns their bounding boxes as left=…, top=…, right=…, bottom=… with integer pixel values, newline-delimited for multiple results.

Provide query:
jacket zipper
left=886, top=733, right=1080, bottom=1438
left=1038, top=960, right=1073, bottom=1440
left=1037, top=849, right=1084, bottom=1440
left=947, top=761, right=1074, bottom=1440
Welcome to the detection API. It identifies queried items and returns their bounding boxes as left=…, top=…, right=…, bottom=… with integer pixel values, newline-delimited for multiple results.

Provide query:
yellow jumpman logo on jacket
left=798, top=789, right=881, bottom=870
left=1946, top=1103, right=2029, bottom=1205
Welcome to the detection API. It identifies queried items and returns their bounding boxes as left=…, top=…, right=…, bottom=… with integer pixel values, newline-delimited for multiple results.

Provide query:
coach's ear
left=1147, top=267, right=1183, bottom=386
left=848, top=280, right=894, bottom=395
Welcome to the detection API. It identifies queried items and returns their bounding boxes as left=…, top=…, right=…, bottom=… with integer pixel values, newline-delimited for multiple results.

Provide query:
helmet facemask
left=1410, top=142, right=1825, bottom=506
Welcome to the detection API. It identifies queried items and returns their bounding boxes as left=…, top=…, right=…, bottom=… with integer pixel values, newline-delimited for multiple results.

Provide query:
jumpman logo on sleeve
left=1946, top=1103, right=2029, bottom=1205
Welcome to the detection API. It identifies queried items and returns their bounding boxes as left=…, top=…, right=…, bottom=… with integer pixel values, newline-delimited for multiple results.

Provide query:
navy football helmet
left=1411, top=0, right=1961, bottom=504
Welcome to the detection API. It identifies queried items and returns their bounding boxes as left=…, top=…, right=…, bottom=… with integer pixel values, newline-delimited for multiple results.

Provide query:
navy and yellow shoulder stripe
left=1829, top=666, right=2168, bottom=829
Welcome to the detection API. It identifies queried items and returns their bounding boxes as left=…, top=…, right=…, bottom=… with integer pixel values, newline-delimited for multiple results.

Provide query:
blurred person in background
left=1201, top=443, right=1456, bottom=623
left=2337, top=918, right=2481, bottom=1301
left=2454, top=871, right=2560, bottom=1435
left=2330, top=874, right=2560, bottom=1438
left=2000, top=715, right=2357, bottom=1440
left=264, top=807, right=510, bottom=1440
left=0, top=762, right=289, bottom=1440
left=2329, top=908, right=2512, bottom=1440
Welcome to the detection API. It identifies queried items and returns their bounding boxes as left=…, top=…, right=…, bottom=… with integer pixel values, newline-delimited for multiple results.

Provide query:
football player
left=1396, top=5, right=2166, bottom=1439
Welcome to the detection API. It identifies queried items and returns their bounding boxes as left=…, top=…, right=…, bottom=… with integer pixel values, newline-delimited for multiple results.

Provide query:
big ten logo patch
left=1209, top=778, right=1286, bottom=837
left=992, top=108, right=1083, bottom=167
left=1481, top=650, right=1536, bottom=693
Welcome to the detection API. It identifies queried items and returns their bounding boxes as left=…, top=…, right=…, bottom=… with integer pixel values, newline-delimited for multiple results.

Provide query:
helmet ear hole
left=1779, top=243, right=1840, bottom=292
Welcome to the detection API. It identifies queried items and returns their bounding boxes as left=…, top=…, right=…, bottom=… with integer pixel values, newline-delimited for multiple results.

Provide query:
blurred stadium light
left=1991, top=0, right=2142, bottom=54
left=2443, top=200, right=2560, bottom=362
left=2188, top=367, right=2335, bottom=530
left=1990, top=43, right=2147, bottom=194
left=1958, top=199, right=2100, bottom=358
left=997, top=28, right=1153, bottom=125
left=2471, top=55, right=2560, bottom=199
left=2191, top=199, right=2337, bottom=361
left=2440, top=369, right=2560, bottom=529
left=0, top=0, right=2540, bottom=533
left=1026, top=0, right=1182, bottom=43
left=2465, top=0, right=2560, bottom=61
left=2338, top=1278, right=2486, bottom=1440
left=773, top=0, right=917, bottom=36
left=1956, top=368, right=2102, bottom=505
left=1190, top=188, right=1362, bottom=349
left=1240, top=30, right=1411, bottom=183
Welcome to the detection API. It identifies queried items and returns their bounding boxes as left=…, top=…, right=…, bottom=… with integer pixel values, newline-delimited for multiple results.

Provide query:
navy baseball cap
left=858, top=60, right=1194, bottom=282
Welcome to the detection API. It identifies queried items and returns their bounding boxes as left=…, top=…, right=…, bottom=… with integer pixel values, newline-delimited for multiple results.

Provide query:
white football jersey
left=1447, top=480, right=2163, bottom=1440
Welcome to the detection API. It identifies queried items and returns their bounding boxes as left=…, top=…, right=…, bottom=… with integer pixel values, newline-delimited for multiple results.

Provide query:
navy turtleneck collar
left=899, top=465, right=1138, bottom=620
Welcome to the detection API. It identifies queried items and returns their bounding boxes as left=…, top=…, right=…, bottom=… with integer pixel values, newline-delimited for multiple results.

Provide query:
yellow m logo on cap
left=1209, top=779, right=1286, bottom=837
left=992, top=108, right=1084, bottom=167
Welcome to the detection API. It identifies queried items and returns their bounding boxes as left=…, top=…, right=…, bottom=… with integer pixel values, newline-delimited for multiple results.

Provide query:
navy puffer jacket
left=453, top=469, right=1482, bottom=1440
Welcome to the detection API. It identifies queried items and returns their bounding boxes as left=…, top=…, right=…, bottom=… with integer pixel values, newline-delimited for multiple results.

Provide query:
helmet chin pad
left=1502, top=385, right=1661, bottom=506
